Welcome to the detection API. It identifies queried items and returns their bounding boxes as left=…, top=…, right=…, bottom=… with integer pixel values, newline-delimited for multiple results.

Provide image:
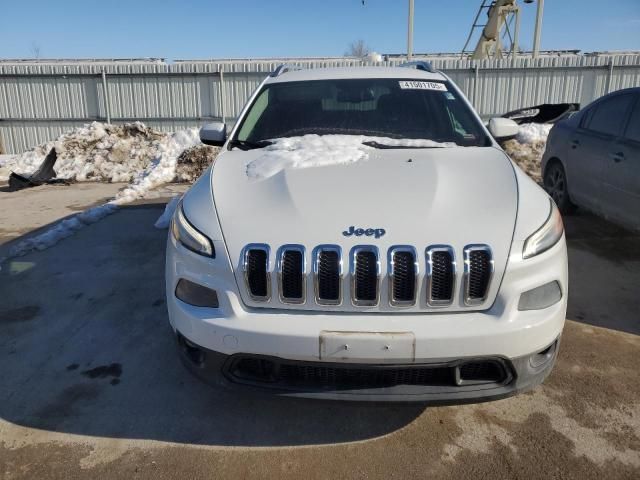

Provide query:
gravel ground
left=0, top=186, right=638, bottom=480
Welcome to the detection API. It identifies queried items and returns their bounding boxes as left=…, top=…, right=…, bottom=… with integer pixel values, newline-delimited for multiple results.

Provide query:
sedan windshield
left=234, top=78, right=490, bottom=147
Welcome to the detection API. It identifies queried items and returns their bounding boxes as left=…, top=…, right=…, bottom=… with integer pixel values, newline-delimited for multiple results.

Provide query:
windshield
left=234, top=78, right=490, bottom=147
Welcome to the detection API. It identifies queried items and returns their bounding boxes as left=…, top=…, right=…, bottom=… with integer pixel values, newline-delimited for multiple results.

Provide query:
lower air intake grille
left=244, top=247, right=269, bottom=300
left=227, top=356, right=511, bottom=391
left=316, top=249, right=341, bottom=304
left=278, top=364, right=452, bottom=388
left=352, top=248, right=379, bottom=305
left=459, top=361, right=505, bottom=383
left=465, top=245, right=493, bottom=304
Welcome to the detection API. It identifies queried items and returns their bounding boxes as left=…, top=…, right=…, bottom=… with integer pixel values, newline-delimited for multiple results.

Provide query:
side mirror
left=488, top=117, right=519, bottom=141
left=200, top=122, right=227, bottom=146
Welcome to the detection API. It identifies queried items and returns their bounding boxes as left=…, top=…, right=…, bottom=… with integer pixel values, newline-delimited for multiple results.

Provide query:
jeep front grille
left=350, top=246, right=380, bottom=306
left=313, top=245, right=342, bottom=305
left=277, top=245, right=305, bottom=303
left=464, top=245, right=494, bottom=305
left=241, top=243, right=494, bottom=309
left=426, top=246, right=456, bottom=306
left=388, top=247, right=418, bottom=306
left=242, top=244, right=270, bottom=301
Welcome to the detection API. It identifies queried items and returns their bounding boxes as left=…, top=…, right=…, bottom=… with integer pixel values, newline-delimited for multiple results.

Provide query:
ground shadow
left=564, top=211, right=640, bottom=335
left=0, top=203, right=424, bottom=448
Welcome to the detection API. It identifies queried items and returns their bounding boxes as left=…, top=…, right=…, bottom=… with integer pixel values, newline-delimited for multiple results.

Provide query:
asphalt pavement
left=0, top=184, right=638, bottom=479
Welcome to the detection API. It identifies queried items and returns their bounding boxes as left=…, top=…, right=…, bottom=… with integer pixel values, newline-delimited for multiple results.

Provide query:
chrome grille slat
left=350, top=246, right=380, bottom=306
left=388, top=246, right=418, bottom=307
left=463, top=245, right=494, bottom=306
left=277, top=245, right=306, bottom=304
left=242, top=244, right=271, bottom=301
left=313, top=245, right=342, bottom=305
left=426, top=246, right=456, bottom=306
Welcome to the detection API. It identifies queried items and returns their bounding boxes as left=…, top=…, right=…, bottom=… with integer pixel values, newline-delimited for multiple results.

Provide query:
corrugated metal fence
left=1, top=55, right=640, bottom=154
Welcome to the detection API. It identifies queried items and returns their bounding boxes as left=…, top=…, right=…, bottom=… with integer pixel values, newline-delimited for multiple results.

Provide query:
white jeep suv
left=166, top=62, right=567, bottom=402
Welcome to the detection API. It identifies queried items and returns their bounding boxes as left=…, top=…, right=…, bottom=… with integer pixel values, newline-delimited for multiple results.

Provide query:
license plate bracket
left=319, top=331, right=415, bottom=363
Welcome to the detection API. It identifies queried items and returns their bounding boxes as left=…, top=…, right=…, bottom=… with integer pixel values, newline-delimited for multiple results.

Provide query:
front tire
left=544, top=162, right=575, bottom=214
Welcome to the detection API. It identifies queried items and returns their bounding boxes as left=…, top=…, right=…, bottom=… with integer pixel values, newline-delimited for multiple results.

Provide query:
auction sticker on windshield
left=399, top=81, right=447, bottom=91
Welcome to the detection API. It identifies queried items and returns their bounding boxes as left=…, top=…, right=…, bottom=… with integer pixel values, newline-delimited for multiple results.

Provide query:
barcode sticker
left=398, top=81, right=448, bottom=91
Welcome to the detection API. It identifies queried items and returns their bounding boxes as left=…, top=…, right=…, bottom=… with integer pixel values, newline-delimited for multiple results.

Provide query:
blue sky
left=1, top=0, right=639, bottom=59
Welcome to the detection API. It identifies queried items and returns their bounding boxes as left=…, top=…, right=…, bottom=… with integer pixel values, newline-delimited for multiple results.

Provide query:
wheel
left=544, top=162, right=576, bottom=214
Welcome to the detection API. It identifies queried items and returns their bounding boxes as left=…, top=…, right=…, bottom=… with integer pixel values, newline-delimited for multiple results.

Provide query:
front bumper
left=174, top=330, right=560, bottom=403
left=166, top=231, right=567, bottom=402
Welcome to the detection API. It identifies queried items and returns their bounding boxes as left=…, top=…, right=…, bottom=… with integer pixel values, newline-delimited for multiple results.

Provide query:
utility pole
left=532, top=0, right=544, bottom=58
left=407, top=0, right=414, bottom=60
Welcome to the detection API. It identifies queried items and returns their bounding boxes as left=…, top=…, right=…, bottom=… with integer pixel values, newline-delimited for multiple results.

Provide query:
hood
left=212, top=146, right=517, bottom=312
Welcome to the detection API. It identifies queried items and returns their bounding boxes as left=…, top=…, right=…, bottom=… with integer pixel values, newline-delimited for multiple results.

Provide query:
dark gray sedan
left=541, top=87, right=640, bottom=231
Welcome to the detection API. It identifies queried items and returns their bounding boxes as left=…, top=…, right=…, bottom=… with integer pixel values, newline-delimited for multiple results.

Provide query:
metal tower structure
left=461, top=0, right=522, bottom=60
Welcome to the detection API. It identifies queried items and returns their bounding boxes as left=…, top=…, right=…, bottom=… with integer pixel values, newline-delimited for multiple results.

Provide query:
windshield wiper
left=362, top=140, right=442, bottom=149
left=228, top=139, right=272, bottom=150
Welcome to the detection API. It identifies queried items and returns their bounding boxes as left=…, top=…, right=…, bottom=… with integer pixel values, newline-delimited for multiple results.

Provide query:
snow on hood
left=245, top=134, right=456, bottom=180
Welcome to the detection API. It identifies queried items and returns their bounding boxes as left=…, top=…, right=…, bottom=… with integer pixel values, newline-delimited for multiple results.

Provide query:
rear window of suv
left=235, top=78, right=490, bottom=147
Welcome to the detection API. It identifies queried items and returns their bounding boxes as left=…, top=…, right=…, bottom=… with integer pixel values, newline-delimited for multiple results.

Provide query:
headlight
left=171, top=202, right=215, bottom=257
left=522, top=199, right=564, bottom=259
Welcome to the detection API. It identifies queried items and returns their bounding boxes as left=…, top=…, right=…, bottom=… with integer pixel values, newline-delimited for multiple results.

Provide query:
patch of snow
left=246, top=134, right=455, bottom=180
left=502, top=123, right=553, bottom=183
left=4, top=203, right=118, bottom=261
left=113, top=128, right=199, bottom=204
left=516, top=123, right=552, bottom=144
left=0, top=154, right=17, bottom=181
left=0, top=154, right=16, bottom=166
left=154, top=196, right=181, bottom=229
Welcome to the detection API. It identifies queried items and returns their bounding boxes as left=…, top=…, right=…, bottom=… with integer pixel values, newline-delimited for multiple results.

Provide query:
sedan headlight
left=522, top=200, right=564, bottom=259
left=172, top=202, right=215, bottom=257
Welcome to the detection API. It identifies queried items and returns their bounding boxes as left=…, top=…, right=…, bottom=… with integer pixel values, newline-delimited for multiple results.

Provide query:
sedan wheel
left=544, top=163, right=575, bottom=214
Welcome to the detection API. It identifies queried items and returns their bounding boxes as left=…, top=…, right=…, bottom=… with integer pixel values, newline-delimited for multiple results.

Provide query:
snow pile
left=0, top=155, right=14, bottom=181
left=502, top=123, right=552, bottom=183
left=154, top=195, right=181, bottom=229
left=1, top=122, right=162, bottom=182
left=175, top=145, right=220, bottom=183
left=516, top=123, right=553, bottom=144
left=246, top=134, right=455, bottom=179
left=113, top=128, right=200, bottom=204
left=0, top=122, right=205, bottom=187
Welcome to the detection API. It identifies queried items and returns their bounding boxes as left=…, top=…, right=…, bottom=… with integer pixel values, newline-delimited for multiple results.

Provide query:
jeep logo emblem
left=342, top=226, right=386, bottom=239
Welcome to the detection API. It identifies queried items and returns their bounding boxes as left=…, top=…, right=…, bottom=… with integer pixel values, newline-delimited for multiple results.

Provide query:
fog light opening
left=230, top=358, right=278, bottom=383
left=518, top=281, right=562, bottom=311
left=530, top=340, right=557, bottom=368
left=175, top=278, right=219, bottom=308
left=178, top=333, right=206, bottom=367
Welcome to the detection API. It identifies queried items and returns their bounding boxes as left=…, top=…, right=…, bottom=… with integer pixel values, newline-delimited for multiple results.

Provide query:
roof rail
left=398, top=61, right=437, bottom=73
left=270, top=64, right=302, bottom=77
